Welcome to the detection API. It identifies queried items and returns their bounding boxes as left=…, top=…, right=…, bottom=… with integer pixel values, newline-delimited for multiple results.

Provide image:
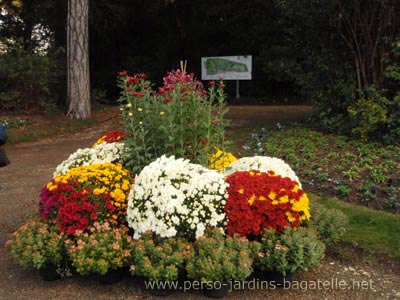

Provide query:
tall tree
left=67, top=0, right=90, bottom=119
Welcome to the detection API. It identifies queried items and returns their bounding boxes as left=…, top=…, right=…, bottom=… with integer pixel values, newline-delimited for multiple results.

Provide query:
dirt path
left=1, top=105, right=399, bottom=300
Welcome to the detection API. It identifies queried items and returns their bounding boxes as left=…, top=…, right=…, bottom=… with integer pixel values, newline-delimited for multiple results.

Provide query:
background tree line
left=0, top=0, right=399, bottom=142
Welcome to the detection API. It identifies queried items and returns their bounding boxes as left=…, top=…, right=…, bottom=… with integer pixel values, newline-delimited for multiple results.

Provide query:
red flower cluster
left=225, top=170, right=309, bottom=237
left=131, top=91, right=145, bottom=97
left=124, top=73, right=147, bottom=83
left=126, top=76, right=139, bottom=84
left=39, top=180, right=115, bottom=235
left=118, top=70, right=127, bottom=77
left=94, top=130, right=125, bottom=146
left=104, top=130, right=125, bottom=143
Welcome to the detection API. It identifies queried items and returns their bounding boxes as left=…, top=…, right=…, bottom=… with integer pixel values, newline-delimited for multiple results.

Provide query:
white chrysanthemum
left=54, top=142, right=125, bottom=175
left=224, top=156, right=301, bottom=187
left=127, top=155, right=228, bottom=240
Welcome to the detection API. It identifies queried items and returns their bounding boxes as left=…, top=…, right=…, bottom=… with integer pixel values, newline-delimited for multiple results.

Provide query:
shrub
left=383, top=37, right=400, bottom=144
left=310, top=79, right=356, bottom=135
left=129, top=232, right=190, bottom=282
left=254, top=227, right=326, bottom=276
left=348, top=87, right=390, bottom=141
left=0, top=44, right=63, bottom=113
left=309, top=202, right=348, bottom=245
left=5, top=218, right=66, bottom=270
left=66, top=222, right=133, bottom=275
left=186, top=228, right=254, bottom=282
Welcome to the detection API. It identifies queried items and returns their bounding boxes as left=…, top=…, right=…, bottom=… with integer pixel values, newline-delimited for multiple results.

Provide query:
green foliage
left=186, top=228, right=254, bottom=282
left=383, top=37, right=400, bottom=85
left=311, top=79, right=356, bottom=134
left=0, top=117, right=32, bottom=129
left=275, top=0, right=400, bottom=142
left=66, top=223, right=133, bottom=276
left=0, top=44, right=64, bottom=113
left=348, top=87, right=390, bottom=141
left=312, top=37, right=400, bottom=142
left=129, top=233, right=190, bottom=282
left=309, top=202, right=348, bottom=245
left=119, top=71, right=230, bottom=174
left=254, top=227, right=326, bottom=276
left=258, top=45, right=303, bottom=85
left=383, top=37, right=400, bottom=143
left=6, top=218, right=66, bottom=270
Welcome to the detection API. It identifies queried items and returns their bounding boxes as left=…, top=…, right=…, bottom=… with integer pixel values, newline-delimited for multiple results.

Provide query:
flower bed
left=5, top=69, right=347, bottom=295
left=240, top=126, right=400, bottom=212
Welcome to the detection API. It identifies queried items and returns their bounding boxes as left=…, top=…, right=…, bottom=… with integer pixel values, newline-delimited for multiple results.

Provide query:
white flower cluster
left=127, top=155, right=228, bottom=240
left=224, top=156, right=302, bottom=187
left=54, top=142, right=125, bottom=175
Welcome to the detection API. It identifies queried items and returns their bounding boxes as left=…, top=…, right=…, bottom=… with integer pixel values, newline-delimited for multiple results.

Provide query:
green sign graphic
left=205, top=58, right=249, bottom=75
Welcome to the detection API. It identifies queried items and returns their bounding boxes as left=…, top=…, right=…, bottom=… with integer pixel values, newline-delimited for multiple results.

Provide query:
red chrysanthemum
left=225, top=170, right=310, bottom=237
left=39, top=180, right=115, bottom=235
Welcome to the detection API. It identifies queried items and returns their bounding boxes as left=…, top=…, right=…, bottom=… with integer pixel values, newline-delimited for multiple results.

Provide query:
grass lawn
left=311, top=194, right=400, bottom=260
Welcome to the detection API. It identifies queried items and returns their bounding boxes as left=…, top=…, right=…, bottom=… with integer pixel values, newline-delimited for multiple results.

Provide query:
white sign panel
left=201, top=55, right=252, bottom=80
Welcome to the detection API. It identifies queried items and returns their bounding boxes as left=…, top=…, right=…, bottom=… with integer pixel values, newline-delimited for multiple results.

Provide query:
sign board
left=201, top=55, right=252, bottom=80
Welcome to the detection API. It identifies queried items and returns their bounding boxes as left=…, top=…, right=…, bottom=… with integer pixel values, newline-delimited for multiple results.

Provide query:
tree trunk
left=67, top=0, right=90, bottom=119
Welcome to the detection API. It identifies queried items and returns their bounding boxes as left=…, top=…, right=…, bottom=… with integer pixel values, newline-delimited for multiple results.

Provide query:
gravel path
left=1, top=105, right=399, bottom=300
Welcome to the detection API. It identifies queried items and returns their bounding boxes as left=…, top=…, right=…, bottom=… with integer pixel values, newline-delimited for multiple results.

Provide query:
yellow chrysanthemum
left=92, top=135, right=107, bottom=147
left=208, top=148, right=237, bottom=171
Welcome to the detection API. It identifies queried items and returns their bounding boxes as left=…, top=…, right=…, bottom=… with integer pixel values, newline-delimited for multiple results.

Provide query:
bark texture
left=67, top=0, right=90, bottom=119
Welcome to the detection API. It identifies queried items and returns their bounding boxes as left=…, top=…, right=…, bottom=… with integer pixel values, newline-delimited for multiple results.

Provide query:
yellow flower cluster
left=208, top=148, right=237, bottom=171
left=48, top=163, right=133, bottom=223
left=92, top=135, right=107, bottom=147
left=272, top=185, right=310, bottom=223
